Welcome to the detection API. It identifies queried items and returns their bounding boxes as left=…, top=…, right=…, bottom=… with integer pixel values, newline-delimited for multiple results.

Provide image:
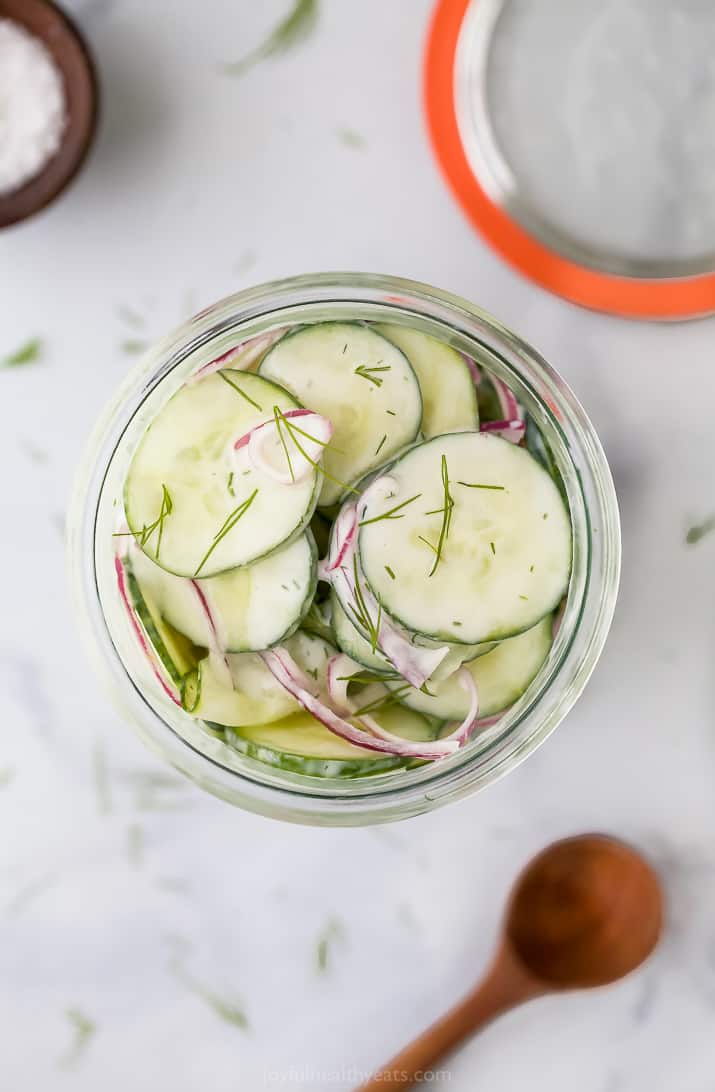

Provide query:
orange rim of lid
left=423, top=0, right=715, bottom=320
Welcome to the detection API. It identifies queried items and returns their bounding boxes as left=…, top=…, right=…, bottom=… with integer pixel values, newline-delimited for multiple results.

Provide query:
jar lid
left=424, top=0, right=715, bottom=319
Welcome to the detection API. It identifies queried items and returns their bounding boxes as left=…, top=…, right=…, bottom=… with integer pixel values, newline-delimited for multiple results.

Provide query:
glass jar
left=68, top=273, right=620, bottom=826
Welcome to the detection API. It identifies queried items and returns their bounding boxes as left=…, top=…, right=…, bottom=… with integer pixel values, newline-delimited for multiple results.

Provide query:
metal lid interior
left=425, top=0, right=715, bottom=318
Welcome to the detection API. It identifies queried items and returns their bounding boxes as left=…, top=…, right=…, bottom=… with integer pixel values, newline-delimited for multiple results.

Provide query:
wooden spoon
left=358, top=834, right=663, bottom=1090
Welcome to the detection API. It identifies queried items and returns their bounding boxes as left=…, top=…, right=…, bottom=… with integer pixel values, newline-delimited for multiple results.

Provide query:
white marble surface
left=2, top=1, right=715, bottom=1088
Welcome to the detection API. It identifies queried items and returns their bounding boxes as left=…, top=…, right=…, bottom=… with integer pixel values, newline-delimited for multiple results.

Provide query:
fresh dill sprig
left=222, top=0, right=318, bottom=77
left=354, top=362, right=391, bottom=387
left=273, top=405, right=295, bottom=482
left=352, top=685, right=411, bottom=717
left=194, top=489, right=258, bottom=576
left=417, top=535, right=439, bottom=556
left=273, top=406, right=358, bottom=494
left=425, top=454, right=454, bottom=577
left=457, top=481, right=505, bottom=491
left=349, top=557, right=381, bottom=652
left=2, top=338, right=43, bottom=367
left=227, top=472, right=235, bottom=497
left=218, top=369, right=262, bottom=410
left=114, top=484, right=173, bottom=559
left=358, top=493, right=421, bottom=527
left=375, top=434, right=387, bottom=457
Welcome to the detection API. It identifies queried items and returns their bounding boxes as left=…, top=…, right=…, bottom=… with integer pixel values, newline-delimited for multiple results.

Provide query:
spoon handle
left=357, top=948, right=543, bottom=1091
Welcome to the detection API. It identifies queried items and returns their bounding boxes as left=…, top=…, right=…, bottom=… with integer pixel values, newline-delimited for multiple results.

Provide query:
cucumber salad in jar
left=113, top=319, right=572, bottom=780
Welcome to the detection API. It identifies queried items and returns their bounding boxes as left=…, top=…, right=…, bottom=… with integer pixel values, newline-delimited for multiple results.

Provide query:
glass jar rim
left=68, top=272, right=620, bottom=826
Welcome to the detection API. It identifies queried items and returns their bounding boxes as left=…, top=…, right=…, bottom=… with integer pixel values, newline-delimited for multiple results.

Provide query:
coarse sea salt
left=0, top=18, right=67, bottom=196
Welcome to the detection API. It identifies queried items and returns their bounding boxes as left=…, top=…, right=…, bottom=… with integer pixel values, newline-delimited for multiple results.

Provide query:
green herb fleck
left=425, top=454, right=454, bottom=577
left=490, top=542, right=496, bottom=555
left=686, top=516, right=715, bottom=545
left=386, top=409, right=396, bottom=416
left=349, top=556, right=381, bottom=652
left=120, top=339, right=148, bottom=355
left=354, top=362, right=391, bottom=387
left=2, top=338, right=42, bottom=367
left=227, top=471, right=235, bottom=497
left=342, top=343, right=348, bottom=354
left=218, top=369, right=262, bottom=410
left=375, top=434, right=387, bottom=457
left=457, top=481, right=505, bottom=491
left=359, top=492, right=421, bottom=527
left=306, top=666, right=319, bottom=680
left=453, top=621, right=462, bottom=627
left=59, top=1008, right=96, bottom=1069
left=519, top=594, right=529, bottom=601
left=222, top=0, right=318, bottom=77
left=337, top=126, right=366, bottom=148
left=543, top=512, right=549, bottom=519
left=417, top=535, right=439, bottom=556
left=352, top=685, right=411, bottom=717
left=316, top=916, right=346, bottom=974
left=529, top=564, right=534, bottom=572
left=385, top=565, right=395, bottom=580
left=0, top=767, right=15, bottom=789
left=273, top=405, right=357, bottom=493
left=194, top=488, right=258, bottom=576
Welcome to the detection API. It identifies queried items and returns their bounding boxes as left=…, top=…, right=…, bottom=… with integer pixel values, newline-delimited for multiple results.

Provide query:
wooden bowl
left=0, top=0, right=98, bottom=228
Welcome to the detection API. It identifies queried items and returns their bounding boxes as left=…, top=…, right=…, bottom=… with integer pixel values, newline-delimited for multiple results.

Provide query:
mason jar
left=68, top=273, right=620, bottom=826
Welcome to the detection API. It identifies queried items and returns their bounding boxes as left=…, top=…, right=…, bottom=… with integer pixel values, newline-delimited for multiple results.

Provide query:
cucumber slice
left=389, top=615, right=553, bottom=720
left=301, top=599, right=335, bottom=644
left=525, top=416, right=567, bottom=504
left=331, top=590, right=393, bottom=674
left=374, top=325, right=478, bottom=437
left=125, top=371, right=319, bottom=577
left=330, top=588, right=496, bottom=682
left=128, top=534, right=316, bottom=653
left=359, top=433, right=571, bottom=644
left=224, top=705, right=436, bottom=778
left=475, top=373, right=503, bottom=422
left=125, top=568, right=202, bottom=684
left=186, top=652, right=298, bottom=726
left=259, top=322, right=422, bottom=506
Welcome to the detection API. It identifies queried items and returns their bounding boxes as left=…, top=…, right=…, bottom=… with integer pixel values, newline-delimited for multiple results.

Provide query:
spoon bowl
left=506, top=834, right=663, bottom=989
left=359, top=834, right=663, bottom=1090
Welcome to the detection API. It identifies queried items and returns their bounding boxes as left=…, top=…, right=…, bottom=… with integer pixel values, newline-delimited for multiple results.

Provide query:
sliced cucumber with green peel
left=224, top=704, right=436, bottom=778
left=331, top=590, right=393, bottom=674
left=186, top=652, right=298, bottom=726
left=259, top=322, right=422, bottom=506
left=129, top=533, right=316, bottom=653
left=125, top=568, right=202, bottom=684
left=375, top=324, right=478, bottom=437
left=525, top=416, right=567, bottom=503
left=359, top=433, right=571, bottom=644
left=125, top=371, right=320, bottom=577
left=389, top=615, right=553, bottom=720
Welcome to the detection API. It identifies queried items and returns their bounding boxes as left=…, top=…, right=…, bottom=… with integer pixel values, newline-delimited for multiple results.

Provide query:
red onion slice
left=490, top=374, right=523, bottom=423
left=262, top=649, right=458, bottom=759
left=190, top=580, right=233, bottom=688
left=321, top=500, right=450, bottom=688
left=246, top=411, right=332, bottom=485
left=480, top=418, right=527, bottom=443
left=440, top=668, right=479, bottom=745
left=114, top=555, right=181, bottom=706
left=188, top=328, right=288, bottom=383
